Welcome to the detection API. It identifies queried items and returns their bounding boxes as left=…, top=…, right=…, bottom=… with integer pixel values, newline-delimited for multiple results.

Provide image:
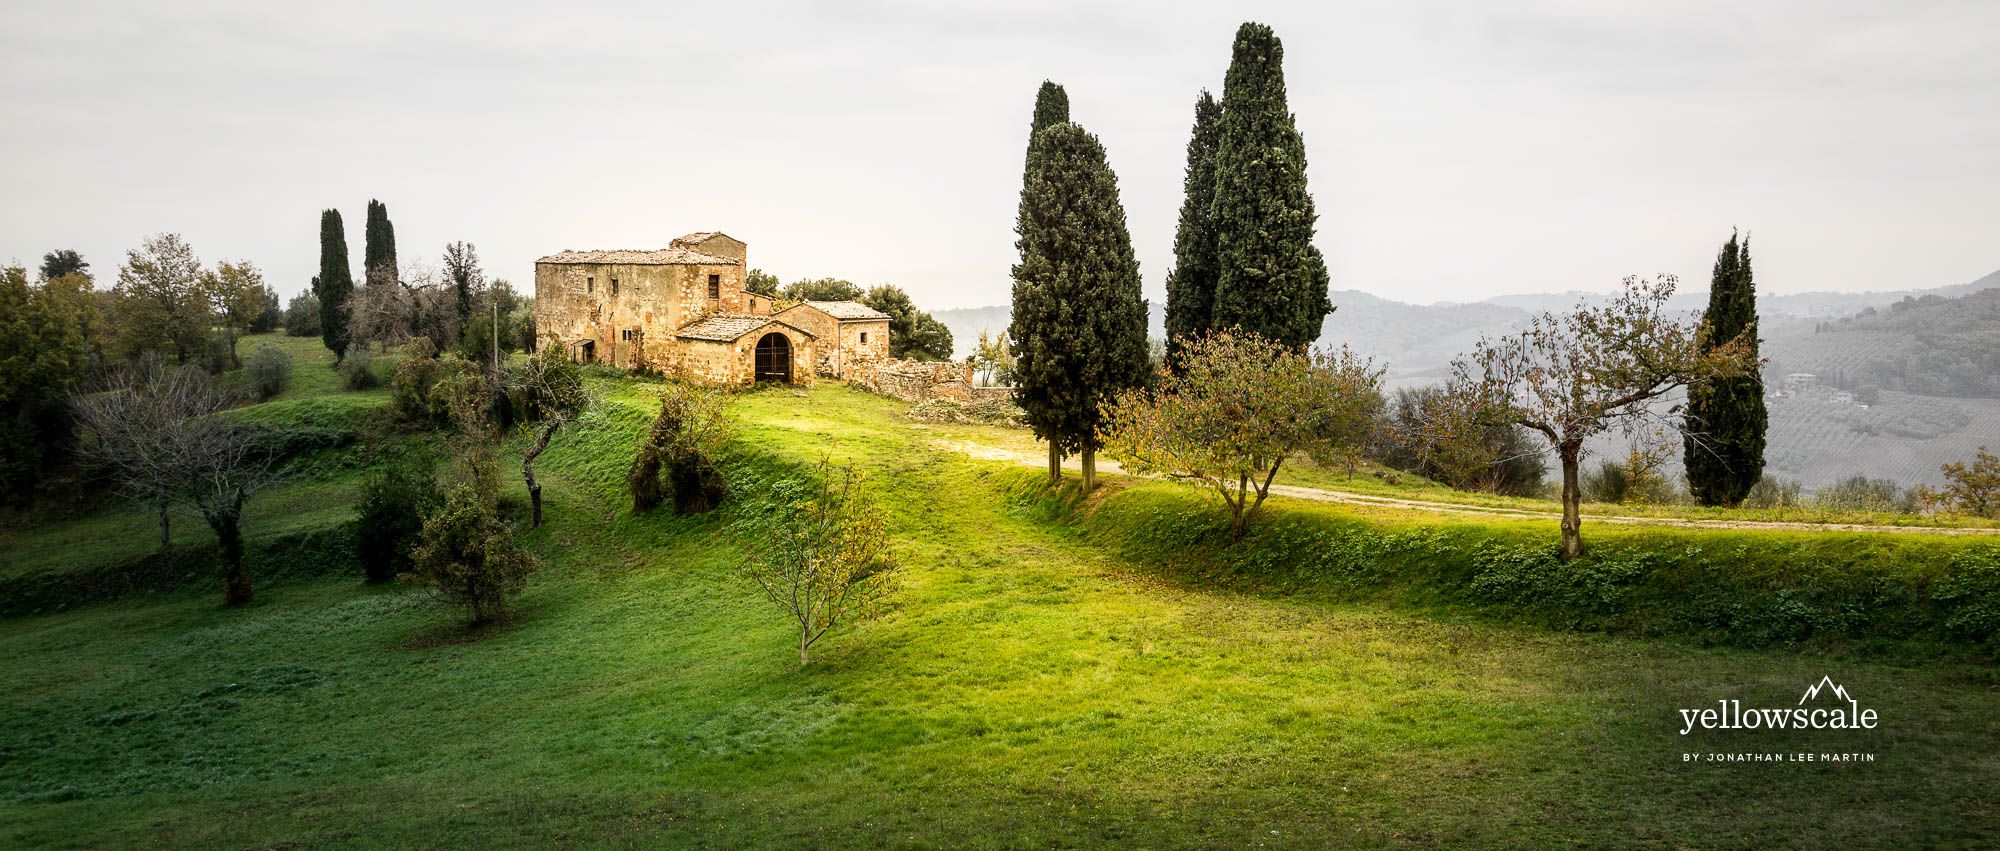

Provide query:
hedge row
left=1057, top=480, right=2000, bottom=653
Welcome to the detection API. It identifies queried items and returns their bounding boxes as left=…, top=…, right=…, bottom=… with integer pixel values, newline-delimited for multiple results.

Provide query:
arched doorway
left=754, top=332, right=792, bottom=383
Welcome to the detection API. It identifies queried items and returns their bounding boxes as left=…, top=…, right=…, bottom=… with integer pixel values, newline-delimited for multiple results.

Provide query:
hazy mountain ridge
left=938, top=268, right=1999, bottom=378
left=934, top=269, right=2000, bottom=490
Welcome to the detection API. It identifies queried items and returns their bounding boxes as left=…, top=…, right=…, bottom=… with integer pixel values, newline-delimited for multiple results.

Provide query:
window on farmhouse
left=708, top=274, right=721, bottom=300
left=586, top=276, right=594, bottom=294
left=860, top=332, right=869, bottom=344
left=611, top=277, right=619, bottom=296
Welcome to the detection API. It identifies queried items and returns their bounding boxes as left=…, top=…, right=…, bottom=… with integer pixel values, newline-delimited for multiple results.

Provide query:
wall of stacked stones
left=849, top=359, right=976, bottom=403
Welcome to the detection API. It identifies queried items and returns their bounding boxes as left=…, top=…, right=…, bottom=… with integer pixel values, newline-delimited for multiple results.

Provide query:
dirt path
left=935, top=438, right=2000, bottom=537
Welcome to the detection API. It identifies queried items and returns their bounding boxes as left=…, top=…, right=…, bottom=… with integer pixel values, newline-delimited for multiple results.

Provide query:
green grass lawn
left=3, top=358, right=1998, bottom=847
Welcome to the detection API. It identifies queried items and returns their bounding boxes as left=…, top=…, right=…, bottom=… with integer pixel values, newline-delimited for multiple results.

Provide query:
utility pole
left=491, top=293, right=500, bottom=375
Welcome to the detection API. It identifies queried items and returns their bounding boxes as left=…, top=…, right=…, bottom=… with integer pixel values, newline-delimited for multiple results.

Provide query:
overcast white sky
left=2, top=0, right=1994, bottom=309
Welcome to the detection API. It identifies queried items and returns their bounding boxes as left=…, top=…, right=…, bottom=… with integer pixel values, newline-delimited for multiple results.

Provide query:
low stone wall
left=849, top=359, right=978, bottom=403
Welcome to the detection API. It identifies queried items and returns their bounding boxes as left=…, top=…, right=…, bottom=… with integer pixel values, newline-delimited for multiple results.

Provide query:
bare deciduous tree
left=509, top=345, right=589, bottom=527
left=1445, top=275, right=1758, bottom=559
left=736, top=458, right=896, bottom=666
left=72, top=361, right=286, bottom=603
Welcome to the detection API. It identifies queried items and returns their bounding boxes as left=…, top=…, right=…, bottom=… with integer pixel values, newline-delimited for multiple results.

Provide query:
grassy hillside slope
left=3, top=342, right=1999, bottom=846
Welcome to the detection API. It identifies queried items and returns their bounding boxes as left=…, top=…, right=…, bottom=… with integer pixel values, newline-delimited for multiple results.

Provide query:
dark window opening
left=586, top=276, right=594, bottom=294
left=860, top=332, right=869, bottom=344
left=708, top=274, right=721, bottom=300
left=611, top=277, right=620, bottom=296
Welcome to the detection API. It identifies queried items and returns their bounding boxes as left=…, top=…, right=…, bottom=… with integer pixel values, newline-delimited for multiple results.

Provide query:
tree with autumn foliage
left=1445, top=275, right=1760, bottom=559
left=1915, top=446, right=2000, bottom=519
left=1100, top=333, right=1382, bottom=536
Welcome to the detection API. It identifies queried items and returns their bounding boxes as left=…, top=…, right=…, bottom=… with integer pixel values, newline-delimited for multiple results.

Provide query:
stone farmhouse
left=533, top=232, right=889, bottom=386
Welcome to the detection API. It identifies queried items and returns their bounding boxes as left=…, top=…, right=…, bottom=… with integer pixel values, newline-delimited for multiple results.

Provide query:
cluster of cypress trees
left=314, top=198, right=400, bottom=366
left=1008, top=82, right=1151, bottom=490
left=1010, top=22, right=1333, bottom=490
left=1166, top=22, right=1332, bottom=356
left=1683, top=231, right=1767, bottom=506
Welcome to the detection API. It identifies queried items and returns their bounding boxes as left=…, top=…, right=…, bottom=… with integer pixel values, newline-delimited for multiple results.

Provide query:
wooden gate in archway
left=754, top=333, right=792, bottom=383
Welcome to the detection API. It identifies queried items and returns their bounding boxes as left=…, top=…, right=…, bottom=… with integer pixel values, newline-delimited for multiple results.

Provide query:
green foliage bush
left=630, top=383, right=732, bottom=515
left=390, top=344, right=486, bottom=430
left=245, top=345, right=292, bottom=401
left=411, top=453, right=538, bottom=625
left=341, top=351, right=381, bottom=391
left=353, top=451, right=441, bottom=582
left=284, top=292, right=321, bottom=337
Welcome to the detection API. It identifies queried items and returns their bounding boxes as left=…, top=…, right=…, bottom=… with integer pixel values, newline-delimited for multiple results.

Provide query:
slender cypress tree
left=1163, top=90, right=1223, bottom=366
left=1026, top=81, right=1069, bottom=162
left=1010, top=121, right=1150, bottom=491
left=363, top=199, right=398, bottom=288
left=1684, top=231, right=1767, bottom=506
left=1211, top=22, right=1332, bottom=350
left=316, top=209, right=353, bottom=364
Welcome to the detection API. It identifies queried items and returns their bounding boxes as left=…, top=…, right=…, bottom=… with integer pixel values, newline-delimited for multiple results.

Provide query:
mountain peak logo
left=1799, top=676, right=1852, bottom=705
left=1679, top=675, right=1879, bottom=736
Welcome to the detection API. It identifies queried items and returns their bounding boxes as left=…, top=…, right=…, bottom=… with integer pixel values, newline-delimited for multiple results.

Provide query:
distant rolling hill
left=934, top=269, right=2000, bottom=490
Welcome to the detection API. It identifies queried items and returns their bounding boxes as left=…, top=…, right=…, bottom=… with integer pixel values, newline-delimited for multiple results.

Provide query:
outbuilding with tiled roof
left=773, top=300, right=892, bottom=378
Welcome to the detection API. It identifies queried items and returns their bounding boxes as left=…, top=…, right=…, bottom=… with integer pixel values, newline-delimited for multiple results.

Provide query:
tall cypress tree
left=1026, top=81, right=1069, bottom=162
left=1163, top=90, right=1223, bottom=366
left=1684, top=230, right=1767, bottom=506
left=363, top=199, right=397, bottom=288
left=316, top=209, right=353, bottom=364
left=1010, top=121, right=1150, bottom=491
left=1211, top=22, right=1332, bottom=350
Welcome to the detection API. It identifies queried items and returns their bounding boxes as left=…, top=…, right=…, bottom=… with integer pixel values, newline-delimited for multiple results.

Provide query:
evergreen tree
left=1163, top=90, right=1223, bottom=365
left=37, top=249, right=88, bottom=283
left=1211, top=22, right=1332, bottom=350
left=1009, top=121, right=1151, bottom=491
left=1026, top=80, right=1069, bottom=162
left=316, top=209, right=353, bottom=364
left=363, top=198, right=398, bottom=288
left=443, top=241, right=482, bottom=326
left=1684, top=231, right=1767, bottom=506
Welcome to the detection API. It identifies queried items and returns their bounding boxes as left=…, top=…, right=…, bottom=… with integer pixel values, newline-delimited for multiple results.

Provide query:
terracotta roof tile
left=675, top=315, right=817, bottom=342
left=537, top=247, right=740, bottom=266
left=792, top=300, right=889, bottom=321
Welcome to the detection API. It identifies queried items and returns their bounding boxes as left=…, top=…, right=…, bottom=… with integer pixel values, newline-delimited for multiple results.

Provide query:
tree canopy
left=1210, top=22, right=1332, bottom=350
left=1163, top=90, right=1223, bottom=366
left=1683, top=230, right=1767, bottom=507
left=317, top=209, right=354, bottom=363
left=1009, top=118, right=1151, bottom=488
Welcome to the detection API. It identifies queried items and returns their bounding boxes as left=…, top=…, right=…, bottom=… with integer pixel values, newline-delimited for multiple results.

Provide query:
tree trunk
left=1047, top=441, right=1061, bottom=485
left=211, top=509, right=252, bottom=606
left=157, top=500, right=172, bottom=551
left=1231, top=472, right=1250, bottom=537
left=1082, top=446, right=1096, bottom=492
left=524, top=422, right=557, bottom=528
left=799, top=629, right=811, bottom=668
left=1558, top=442, right=1583, bottom=561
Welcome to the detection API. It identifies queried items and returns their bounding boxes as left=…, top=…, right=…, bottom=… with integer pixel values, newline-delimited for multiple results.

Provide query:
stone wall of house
left=668, top=329, right=817, bottom=388
left=534, top=260, right=749, bottom=369
left=672, top=233, right=747, bottom=265
left=771, top=307, right=892, bottom=379
left=841, top=319, right=891, bottom=372
left=849, top=359, right=975, bottom=402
